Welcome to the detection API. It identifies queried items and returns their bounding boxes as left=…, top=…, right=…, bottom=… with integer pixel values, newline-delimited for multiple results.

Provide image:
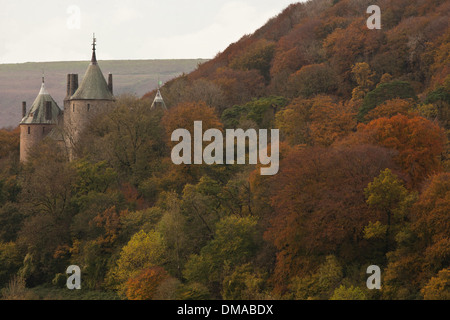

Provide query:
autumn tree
left=358, top=81, right=417, bottom=122
left=0, top=127, right=19, bottom=159
left=287, top=63, right=338, bottom=98
left=354, top=115, right=446, bottom=187
left=364, top=169, right=414, bottom=256
left=275, top=95, right=356, bottom=147
left=79, top=94, right=167, bottom=186
left=125, top=266, right=170, bottom=300
left=211, top=67, right=265, bottom=106
left=230, top=39, right=276, bottom=83
left=421, top=268, right=450, bottom=300
left=351, top=62, right=376, bottom=101
left=383, top=172, right=450, bottom=299
left=221, top=96, right=288, bottom=129
left=365, top=98, right=415, bottom=122
left=183, top=215, right=260, bottom=298
left=266, top=144, right=397, bottom=293
left=107, top=229, right=166, bottom=296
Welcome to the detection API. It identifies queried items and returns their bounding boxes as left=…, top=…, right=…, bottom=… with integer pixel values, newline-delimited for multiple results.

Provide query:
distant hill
left=0, top=59, right=207, bottom=129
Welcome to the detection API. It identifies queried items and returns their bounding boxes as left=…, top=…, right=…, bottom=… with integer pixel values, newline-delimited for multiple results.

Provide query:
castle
left=19, top=37, right=165, bottom=162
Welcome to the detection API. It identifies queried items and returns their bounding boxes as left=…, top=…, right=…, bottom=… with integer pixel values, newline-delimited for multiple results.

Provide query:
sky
left=0, top=0, right=304, bottom=64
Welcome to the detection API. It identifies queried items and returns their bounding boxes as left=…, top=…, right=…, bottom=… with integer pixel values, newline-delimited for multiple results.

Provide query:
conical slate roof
left=20, top=80, right=62, bottom=125
left=70, top=37, right=114, bottom=101
left=70, top=62, right=114, bottom=101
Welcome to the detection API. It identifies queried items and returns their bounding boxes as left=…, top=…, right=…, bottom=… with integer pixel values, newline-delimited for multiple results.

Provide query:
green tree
left=221, top=96, right=288, bottom=129
left=0, top=242, right=22, bottom=288
left=222, top=264, right=268, bottom=300
left=183, top=215, right=260, bottom=298
left=358, top=81, right=417, bottom=122
left=289, top=255, right=343, bottom=300
left=330, top=285, right=367, bottom=300
left=364, top=169, right=413, bottom=255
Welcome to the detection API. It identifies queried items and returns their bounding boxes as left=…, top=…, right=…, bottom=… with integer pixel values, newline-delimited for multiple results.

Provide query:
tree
left=275, top=95, right=357, bottom=147
left=309, top=95, right=357, bottom=147
left=211, top=67, right=265, bottom=106
left=222, top=264, right=268, bottom=300
left=230, top=39, right=276, bottom=83
left=162, top=101, right=223, bottom=140
left=383, top=172, right=450, bottom=299
left=266, top=144, right=397, bottom=293
left=289, top=255, right=343, bottom=300
left=108, top=229, right=166, bottom=296
left=351, top=62, right=376, bottom=101
left=358, top=81, right=417, bottom=122
left=183, top=215, right=260, bottom=298
left=275, top=97, right=313, bottom=145
left=79, top=94, right=167, bottom=185
left=364, top=169, right=412, bottom=255
left=0, top=242, right=22, bottom=288
left=330, top=285, right=367, bottom=300
left=412, top=173, right=450, bottom=274
left=125, top=266, right=170, bottom=300
left=365, top=98, right=415, bottom=121
left=355, top=115, right=446, bottom=187
left=287, top=63, right=338, bottom=98
left=0, top=127, right=19, bottom=159
left=221, top=96, right=288, bottom=129
left=421, top=268, right=450, bottom=300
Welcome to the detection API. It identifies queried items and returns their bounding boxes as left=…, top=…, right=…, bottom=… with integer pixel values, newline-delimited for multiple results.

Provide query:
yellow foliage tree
left=108, top=230, right=166, bottom=296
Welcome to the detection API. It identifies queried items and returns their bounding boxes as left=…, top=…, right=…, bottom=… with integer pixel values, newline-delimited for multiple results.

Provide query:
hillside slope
left=0, top=59, right=206, bottom=129
left=150, top=0, right=449, bottom=114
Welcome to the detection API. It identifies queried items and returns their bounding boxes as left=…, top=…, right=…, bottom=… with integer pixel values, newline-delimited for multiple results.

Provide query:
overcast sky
left=0, top=0, right=304, bottom=63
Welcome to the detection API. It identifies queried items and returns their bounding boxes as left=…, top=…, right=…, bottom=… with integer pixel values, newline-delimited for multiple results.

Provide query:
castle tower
left=19, top=77, right=62, bottom=162
left=64, top=35, right=115, bottom=159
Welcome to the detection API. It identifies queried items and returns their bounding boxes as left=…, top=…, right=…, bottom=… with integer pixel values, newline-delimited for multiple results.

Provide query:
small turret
left=19, top=77, right=62, bottom=162
left=151, top=89, right=167, bottom=110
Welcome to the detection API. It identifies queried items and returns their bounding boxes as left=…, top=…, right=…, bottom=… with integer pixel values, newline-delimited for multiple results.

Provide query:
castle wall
left=20, top=123, right=56, bottom=162
left=64, top=99, right=115, bottom=159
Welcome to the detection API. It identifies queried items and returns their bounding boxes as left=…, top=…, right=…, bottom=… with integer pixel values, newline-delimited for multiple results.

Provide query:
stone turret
left=64, top=35, right=116, bottom=159
left=19, top=77, right=62, bottom=162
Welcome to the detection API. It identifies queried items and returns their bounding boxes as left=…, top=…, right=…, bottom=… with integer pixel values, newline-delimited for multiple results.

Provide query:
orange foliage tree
left=159, top=101, right=224, bottom=189
left=354, top=115, right=446, bottom=188
left=0, top=127, right=20, bottom=159
left=412, top=173, right=450, bottom=274
left=161, top=101, right=223, bottom=140
left=364, top=98, right=415, bottom=121
left=266, top=144, right=397, bottom=293
left=276, top=95, right=357, bottom=147
left=125, top=266, right=169, bottom=300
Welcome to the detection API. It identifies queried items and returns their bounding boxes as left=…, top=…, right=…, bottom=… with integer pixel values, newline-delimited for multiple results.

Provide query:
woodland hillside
left=0, top=0, right=449, bottom=300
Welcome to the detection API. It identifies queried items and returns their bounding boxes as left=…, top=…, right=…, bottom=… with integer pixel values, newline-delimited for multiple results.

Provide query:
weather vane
left=92, top=33, right=96, bottom=51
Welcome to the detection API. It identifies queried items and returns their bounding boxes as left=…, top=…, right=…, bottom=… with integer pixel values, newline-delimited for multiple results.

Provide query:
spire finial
left=91, top=33, right=97, bottom=64
left=42, top=69, right=45, bottom=83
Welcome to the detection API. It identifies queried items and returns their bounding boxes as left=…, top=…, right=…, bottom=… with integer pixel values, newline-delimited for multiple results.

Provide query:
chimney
left=66, top=74, right=71, bottom=97
left=22, top=101, right=27, bottom=118
left=108, top=73, right=113, bottom=94
left=67, top=74, right=79, bottom=97
left=71, top=74, right=79, bottom=96
left=45, top=101, right=52, bottom=121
